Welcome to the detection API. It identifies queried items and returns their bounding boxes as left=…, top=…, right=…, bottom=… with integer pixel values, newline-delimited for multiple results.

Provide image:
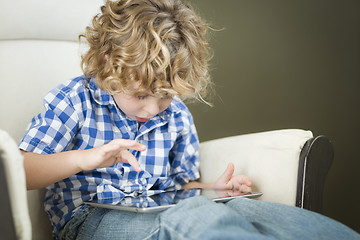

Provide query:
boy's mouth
left=135, top=116, right=150, bottom=122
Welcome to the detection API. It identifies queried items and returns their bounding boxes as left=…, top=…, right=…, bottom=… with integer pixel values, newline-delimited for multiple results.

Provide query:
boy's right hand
left=78, top=139, right=146, bottom=172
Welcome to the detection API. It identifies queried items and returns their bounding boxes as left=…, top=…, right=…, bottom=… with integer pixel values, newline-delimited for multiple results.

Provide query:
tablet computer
left=85, top=189, right=262, bottom=213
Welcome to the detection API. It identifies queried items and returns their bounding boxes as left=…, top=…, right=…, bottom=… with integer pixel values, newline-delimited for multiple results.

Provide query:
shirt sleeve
left=169, top=112, right=200, bottom=188
left=19, top=86, right=79, bottom=154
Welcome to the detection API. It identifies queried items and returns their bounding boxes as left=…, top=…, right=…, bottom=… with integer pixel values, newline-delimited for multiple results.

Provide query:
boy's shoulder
left=43, top=76, right=104, bottom=108
left=46, top=76, right=107, bottom=103
left=52, top=75, right=89, bottom=95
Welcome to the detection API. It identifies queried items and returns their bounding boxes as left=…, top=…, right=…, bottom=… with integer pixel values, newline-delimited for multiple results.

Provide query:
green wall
left=187, top=0, right=360, bottom=232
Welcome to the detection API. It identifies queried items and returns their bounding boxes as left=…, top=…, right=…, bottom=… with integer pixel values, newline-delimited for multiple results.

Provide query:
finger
left=239, top=184, right=252, bottom=193
left=102, top=141, right=123, bottom=153
left=218, top=163, right=235, bottom=183
left=214, top=163, right=235, bottom=190
left=118, top=150, right=142, bottom=172
left=109, top=139, right=146, bottom=152
left=234, top=181, right=251, bottom=193
left=227, top=190, right=236, bottom=197
left=233, top=175, right=252, bottom=187
left=98, top=143, right=123, bottom=160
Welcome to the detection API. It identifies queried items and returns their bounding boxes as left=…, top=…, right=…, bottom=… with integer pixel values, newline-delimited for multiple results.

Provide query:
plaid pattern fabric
left=19, top=76, right=200, bottom=236
left=101, top=188, right=200, bottom=208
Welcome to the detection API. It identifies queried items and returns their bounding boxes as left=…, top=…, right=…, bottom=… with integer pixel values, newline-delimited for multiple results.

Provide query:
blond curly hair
left=80, top=0, right=212, bottom=103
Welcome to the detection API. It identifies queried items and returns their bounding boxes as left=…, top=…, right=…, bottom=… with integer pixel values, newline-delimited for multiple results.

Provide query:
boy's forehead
left=125, top=80, right=174, bottom=97
left=123, top=81, right=156, bottom=97
left=125, top=81, right=150, bottom=94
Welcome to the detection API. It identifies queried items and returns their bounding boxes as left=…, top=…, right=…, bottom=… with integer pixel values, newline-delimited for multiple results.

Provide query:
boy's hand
left=213, top=163, right=252, bottom=193
left=78, top=139, right=146, bottom=172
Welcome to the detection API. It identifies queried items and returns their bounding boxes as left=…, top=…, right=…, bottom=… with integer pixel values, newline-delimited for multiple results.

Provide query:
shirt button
left=134, top=192, right=139, bottom=197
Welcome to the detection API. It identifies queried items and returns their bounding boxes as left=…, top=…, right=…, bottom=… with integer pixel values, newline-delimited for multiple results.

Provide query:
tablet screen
left=85, top=189, right=262, bottom=213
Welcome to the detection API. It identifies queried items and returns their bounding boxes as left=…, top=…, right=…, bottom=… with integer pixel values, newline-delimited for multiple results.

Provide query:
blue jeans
left=58, top=196, right=359, bottom=240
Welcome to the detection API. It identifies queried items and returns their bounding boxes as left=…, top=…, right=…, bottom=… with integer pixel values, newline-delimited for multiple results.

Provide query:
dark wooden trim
left=296, top=136, right=334, bottom=213
left=0, top=153, right=18, bottom=240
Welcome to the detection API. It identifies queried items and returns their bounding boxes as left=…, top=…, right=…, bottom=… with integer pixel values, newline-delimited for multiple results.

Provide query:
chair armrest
left=296, top=135, right=334, bottom=213
left=0, top=129, right=32, bottom=240
left=199, top=129, right=313, bottom=206
left=0, top=154, right=17, bottom=239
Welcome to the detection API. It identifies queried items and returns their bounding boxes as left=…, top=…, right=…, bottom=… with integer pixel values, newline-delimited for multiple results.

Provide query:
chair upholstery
left=0, top=130, right=31, bottom=240
left=199, top=129, right=313, bottom=206
left=0, top=0, right=102, bottom=143
left=0, top=128, right=314, bottom=240
left=0, top=1, right=331, bottom=239
left=0, top=1, right=104, bottom=239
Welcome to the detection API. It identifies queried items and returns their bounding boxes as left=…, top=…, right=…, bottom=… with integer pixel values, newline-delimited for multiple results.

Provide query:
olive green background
left=187, top=0, right=360, bottom=233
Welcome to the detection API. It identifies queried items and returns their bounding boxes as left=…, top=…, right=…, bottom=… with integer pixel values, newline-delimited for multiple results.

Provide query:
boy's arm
left=181, top=181, right=214, bottom=189
left=22, top=139, right=146, bottom=190
left=182, top=163, right=252, bottom=193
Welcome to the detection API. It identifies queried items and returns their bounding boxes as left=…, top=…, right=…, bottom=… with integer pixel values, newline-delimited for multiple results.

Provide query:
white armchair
left=0, top=1, right=334, bottom=239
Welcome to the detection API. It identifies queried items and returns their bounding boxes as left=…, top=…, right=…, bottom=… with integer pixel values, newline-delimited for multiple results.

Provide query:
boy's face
left=112, top=83, right=173, bottom=123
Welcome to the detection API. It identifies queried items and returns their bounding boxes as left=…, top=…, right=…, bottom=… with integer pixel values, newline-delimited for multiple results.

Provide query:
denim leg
left=78, top=208, right=159, bottom=240
left=58, top=207, right=93, bottom=240
left=155, top=196, right=272, bottom=240
left=59, top=207, right=159, bottom=240
left=226, top=198, right=360, bottom=240
left=59, top=197, right=360, bottom=240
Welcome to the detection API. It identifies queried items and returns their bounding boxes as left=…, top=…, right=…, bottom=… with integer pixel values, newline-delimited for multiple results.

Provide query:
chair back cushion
left=0, top=0, right=102, bottom=143
left=0, top=1, right=104, bottom=239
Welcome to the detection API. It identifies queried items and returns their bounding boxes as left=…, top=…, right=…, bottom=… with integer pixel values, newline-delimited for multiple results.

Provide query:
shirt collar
left=87, top=77, right=114, bottom=106
left=160, top=97, right=183, bottom=120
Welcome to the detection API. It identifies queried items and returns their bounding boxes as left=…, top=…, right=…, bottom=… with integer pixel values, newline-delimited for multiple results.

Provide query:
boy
left=19, top=0, right=251, bottom=238
left=19, top=0, right=359, bottom=239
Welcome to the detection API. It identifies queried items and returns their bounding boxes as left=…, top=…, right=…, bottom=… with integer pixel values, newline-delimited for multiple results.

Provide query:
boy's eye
left=137, top=95, right=148, bottom=100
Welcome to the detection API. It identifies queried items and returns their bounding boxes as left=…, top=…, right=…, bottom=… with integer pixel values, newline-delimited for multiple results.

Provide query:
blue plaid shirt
left=19, top=76, right=200, bottom=236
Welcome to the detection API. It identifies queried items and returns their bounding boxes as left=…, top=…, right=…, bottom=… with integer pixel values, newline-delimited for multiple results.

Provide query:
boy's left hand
left=213, top=163, right=252, bottom=193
